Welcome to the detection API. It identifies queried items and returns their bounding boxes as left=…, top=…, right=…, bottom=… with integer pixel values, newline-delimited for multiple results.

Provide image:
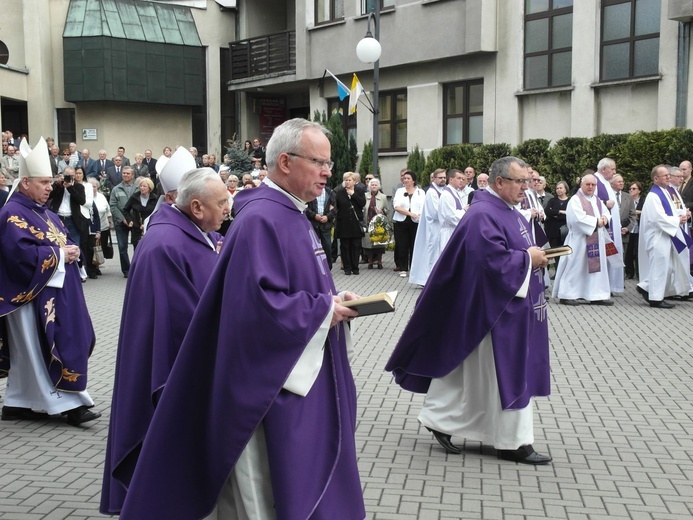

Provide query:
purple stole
left=445, top=186, right=462, bottom=210
left=577, top=191, right=605, bottom=273
left=652, top=185, right=693, bottom=254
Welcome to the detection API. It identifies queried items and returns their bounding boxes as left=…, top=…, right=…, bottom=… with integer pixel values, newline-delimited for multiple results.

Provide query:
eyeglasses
left=287, top=153, right=333, bottom=171
left=501, top=177, right=531, bottom=185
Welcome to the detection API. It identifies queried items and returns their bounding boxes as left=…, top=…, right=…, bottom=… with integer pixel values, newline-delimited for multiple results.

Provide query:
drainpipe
left=676, top=21, right=690, bottom=128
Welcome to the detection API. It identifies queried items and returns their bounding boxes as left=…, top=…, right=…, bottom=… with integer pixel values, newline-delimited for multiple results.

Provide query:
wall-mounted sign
left=82, top=129, right=97, bottom=140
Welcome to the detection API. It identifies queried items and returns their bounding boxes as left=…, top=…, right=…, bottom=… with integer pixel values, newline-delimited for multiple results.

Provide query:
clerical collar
left=487, top=186, right=515, bottom=209
left=263, top=177, right=307, bottom=212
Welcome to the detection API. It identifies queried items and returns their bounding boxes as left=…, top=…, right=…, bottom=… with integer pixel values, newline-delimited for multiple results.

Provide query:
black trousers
left=340, top=237, right=361, bottom=273
left=394, top=217, right=418, bottom=271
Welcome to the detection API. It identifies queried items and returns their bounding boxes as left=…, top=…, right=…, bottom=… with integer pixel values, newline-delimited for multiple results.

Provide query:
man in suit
left=93, top=150, right=114, bottom=181
left=49, top=145, right=61, bottom=176
left=143, top=149, right=157, bottom=181
left=610, top=174, right=637, bottom=269
left=306, top=185, right=336, bottom=269
left=80, top=149, right=98, bottom=178
left=1, top=144, right=21, bottom=181
left=106, top=156, right=125, bottom=188
left=112, top=146, right=131, bottom=167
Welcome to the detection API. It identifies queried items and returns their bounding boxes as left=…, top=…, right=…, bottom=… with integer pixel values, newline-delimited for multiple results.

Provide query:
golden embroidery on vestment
left=44, top=219, right=67, bottom=247
left=45, top=298, right=56, bottom=325
left=8, top=215, right=28, bottom=229
left=30, top=226, right=45, bottom=240
left=61, top=368, right=83, bottom=382
left=41, top=256, right=57, bottom=274
left=12, top=288, right=37, bottom=304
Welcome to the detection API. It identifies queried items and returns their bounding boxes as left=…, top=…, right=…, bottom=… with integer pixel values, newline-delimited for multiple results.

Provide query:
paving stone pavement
left=2, top=245, right=693, bottom=519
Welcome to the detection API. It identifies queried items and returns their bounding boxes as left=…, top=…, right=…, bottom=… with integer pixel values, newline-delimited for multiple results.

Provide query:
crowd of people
left=3, top=121, right=693, bottom=517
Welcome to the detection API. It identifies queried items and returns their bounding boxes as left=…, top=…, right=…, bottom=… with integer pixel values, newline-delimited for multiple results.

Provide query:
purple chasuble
left=0, top=192, right=95, bottom=391
left=385, top=189, right=550, bottom=410
left=101, top=203, right=223, bottom=514
left=120, top=185, right=364, bottom=520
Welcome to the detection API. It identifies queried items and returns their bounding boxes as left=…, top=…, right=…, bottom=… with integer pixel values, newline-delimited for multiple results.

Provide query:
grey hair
left=265, top=118, right=330, bottom=170
left=368, top=178, right=381, bottom=190
left=87, top=178, right=99, bottom=188
left=176, top=168, right=222, bottom=208
left=597, top=157, right=614, bottom=171
left=555, top=180, right=570, bottom=192
left=488, top=156, right=527, bottom=183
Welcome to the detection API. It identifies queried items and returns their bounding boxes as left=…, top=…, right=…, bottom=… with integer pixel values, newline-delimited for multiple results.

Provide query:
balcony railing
left=229, top=31, right=296, bottom=81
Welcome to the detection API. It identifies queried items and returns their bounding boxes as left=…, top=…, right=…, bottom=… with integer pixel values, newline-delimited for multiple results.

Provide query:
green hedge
left=414, top=128, right=693, bottom=191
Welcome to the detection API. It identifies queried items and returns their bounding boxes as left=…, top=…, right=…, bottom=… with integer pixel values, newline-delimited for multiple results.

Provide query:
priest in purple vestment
left=0, top=137, right=101, bottom=426
left=385, top=156, right=553, bottom=465
left=100, top=166, right=228, bottom=515
left=120, top=119, right=365, bottom=519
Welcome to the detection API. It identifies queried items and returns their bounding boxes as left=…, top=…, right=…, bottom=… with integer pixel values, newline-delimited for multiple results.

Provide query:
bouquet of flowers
left=368, top=214, right=393, bottom=246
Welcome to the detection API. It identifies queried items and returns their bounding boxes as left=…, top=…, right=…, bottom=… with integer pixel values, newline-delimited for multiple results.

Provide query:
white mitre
left=158, top=147, right=197, bottom=194
left=8, top=137, right=53, bottom=199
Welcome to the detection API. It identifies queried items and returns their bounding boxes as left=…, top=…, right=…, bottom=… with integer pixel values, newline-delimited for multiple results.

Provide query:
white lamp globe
left=356, top=36, right=382, bottom=64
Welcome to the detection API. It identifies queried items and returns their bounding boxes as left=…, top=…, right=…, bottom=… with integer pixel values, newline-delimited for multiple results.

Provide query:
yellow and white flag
left=348, top=74, right=364, bottom=115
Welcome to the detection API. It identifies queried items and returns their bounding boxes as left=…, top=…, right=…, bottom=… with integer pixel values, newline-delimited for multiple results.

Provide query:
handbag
left=351, top=204, right=366, bottom=237
left=93, top=238, right=106, bottom=266
left=102, top=232, right=114, bottom=259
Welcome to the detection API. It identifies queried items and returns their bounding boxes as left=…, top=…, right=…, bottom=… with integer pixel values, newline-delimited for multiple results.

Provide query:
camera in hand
left=63, top=174, right=73, bottom=183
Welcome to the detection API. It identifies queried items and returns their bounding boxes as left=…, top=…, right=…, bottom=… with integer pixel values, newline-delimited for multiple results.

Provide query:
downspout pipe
left=676, top=21, right=690, bottom=128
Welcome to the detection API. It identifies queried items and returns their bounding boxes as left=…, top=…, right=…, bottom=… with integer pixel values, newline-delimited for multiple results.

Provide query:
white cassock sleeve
left=515, top=251, right=532, bottom=299
left=47, top=249, right=67, bottom=289
left=282, top=293, right=354, bottom=397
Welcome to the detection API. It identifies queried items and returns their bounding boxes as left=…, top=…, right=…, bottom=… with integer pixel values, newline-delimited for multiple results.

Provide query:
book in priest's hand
left=341, top=291, right=397, bottom=317
left=543, top=246, right=572, bottom=259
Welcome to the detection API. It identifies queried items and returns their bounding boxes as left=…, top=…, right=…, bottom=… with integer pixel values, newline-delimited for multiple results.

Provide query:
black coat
left=48, top=181, right=88, bottom=233
left=123, top=192, right=158, bottom=228
left=334, top=185, right=366, bottom=239
left=543, top=196, right=569, bottom=240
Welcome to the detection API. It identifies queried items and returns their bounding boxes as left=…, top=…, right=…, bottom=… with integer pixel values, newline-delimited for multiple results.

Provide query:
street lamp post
left=356, top=9, right=381, bottom=178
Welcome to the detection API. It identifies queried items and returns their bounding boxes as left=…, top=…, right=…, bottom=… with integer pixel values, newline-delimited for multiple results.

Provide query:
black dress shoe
left=1, top=406, right=49, bottom=421
left=636, top=285, right=650, bottom=302
left=498, top=445, right=552, bottom=465
left=425, top=427, right=462, bottom=454
left=559, top=299, right=580, bottom=306
left=344, top=270, right=352, bottom=276
left=590, top=299, right=614, bottom=306
left=649, top=300, right=675, bottom=309
left=65, top=406, right=102, bottom=426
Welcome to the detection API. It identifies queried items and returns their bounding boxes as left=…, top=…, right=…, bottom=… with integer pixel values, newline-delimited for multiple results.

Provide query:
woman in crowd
left=544, top=180, right=570, bottom=269
left=362, top=177, right=388, bottom=269
left=124, top=177, right=157, bottom=250
left=58, top=149, right=72, bottom=175
left=392, top=170, right=425, bottom=277
left=334, top=172, right=366, bottom=275
left=244, top=140, right=253, bottom=154
left=131, top=153, right=149, bottom=178
left=0, top=172, right=9, bottom=191
left=89, top=178, right=113, bottom=275
left=624, top=181, right=644, bottom=279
